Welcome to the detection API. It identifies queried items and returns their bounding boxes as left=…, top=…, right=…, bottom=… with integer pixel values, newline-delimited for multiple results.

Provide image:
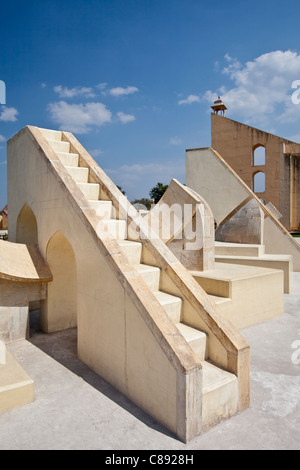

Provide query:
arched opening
left=16, top=204, right=38, bottom=244
left=253, top=171, right=265, bottom=193
left=16, top=205, right=39, bottom=319
left=40, top=231, right=77, bottom=333
left=253, top=145, right=266, bottom=166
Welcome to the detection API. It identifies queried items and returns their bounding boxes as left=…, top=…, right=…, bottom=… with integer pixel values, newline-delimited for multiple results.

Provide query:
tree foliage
left=117, top=185, right=126, bottom=195
left=131, top=198, right=153, bottom=210
left=149, top=182, right=168, bottom=204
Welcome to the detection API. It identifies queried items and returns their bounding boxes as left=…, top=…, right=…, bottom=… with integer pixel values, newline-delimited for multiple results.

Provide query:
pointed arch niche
left=40, top=231, right=77, bottom=333
left=16, top=204, right=38, bottom=244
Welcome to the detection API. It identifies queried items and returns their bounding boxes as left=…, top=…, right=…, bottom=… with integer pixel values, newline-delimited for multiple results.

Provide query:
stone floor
left=0, top=274, right=299, bottom=450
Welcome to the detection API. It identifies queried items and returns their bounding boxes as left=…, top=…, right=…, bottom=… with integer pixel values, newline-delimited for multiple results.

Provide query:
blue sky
left=1, top=0, right=300, bottom=208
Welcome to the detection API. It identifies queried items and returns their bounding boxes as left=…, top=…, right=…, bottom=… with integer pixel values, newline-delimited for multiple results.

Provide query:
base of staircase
left=201, top=361, right=238, bottom=432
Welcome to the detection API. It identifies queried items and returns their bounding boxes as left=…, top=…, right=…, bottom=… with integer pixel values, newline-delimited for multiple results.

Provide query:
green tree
left=131, top=198, right=153, bottom=210
left=117, top=185, right=126, bottom=195
left=149, top=182, right=168, bottom=204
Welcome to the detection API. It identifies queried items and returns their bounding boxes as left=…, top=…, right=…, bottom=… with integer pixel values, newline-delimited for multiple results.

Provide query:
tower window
left=253, top=145, right=266, bottom=166
left=253, top=171, right=265, bottom=193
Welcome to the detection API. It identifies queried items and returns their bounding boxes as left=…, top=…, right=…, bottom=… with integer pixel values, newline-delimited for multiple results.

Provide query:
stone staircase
left=215, top=241, right=292, bottom=293
left=41, top=128, right=239, bottom=431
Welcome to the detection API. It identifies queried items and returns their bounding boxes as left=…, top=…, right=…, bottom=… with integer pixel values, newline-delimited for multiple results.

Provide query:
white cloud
left=205, top=50, right=300, bottom=125
left=0, top=106, right=18, bottom=122
left=117, top=112, right=136, bottom=124
left=0, top=160, right=7, bottom=165
left=109, top=86, right=139, bottom=97
left=96, top=83, right=107, bottom=90
left=178, top=94, right=200, bottom=105
left=0, top=135, right=6, bottom=144
left=170, top=136, right=182, bottom=145
left=48, top=101, right=112, bottom=134
left=54, top=85, right=95, bottom=99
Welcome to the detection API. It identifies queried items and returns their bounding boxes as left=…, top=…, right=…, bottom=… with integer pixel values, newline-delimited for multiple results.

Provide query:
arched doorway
left=40, top=231, right=77, bottom=333
left=16, top=205, right=39, bottom=320
left=16, top=204, right=38, bottom=244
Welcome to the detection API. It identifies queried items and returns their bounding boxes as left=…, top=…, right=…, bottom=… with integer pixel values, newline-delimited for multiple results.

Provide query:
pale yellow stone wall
left=146, top=179, right=215, bottom=271
left=186, top=147, right=250, bottom=226
left=7, top=126, right=203, bottom=442
left=0, top=348, right=34, bottom=414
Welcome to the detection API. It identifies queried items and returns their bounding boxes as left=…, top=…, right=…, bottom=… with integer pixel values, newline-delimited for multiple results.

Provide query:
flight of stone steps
left=40, top=128, right=238, bottom=429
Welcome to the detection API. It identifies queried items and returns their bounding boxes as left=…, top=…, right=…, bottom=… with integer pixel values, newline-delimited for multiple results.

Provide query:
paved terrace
left=0, top=274, right=299, bottom=450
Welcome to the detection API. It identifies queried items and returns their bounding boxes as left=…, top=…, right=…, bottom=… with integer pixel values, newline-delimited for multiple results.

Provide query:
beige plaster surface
left=0, top=347, right=34, bottom=414
left=0, top=241, right=52, bottom=282
left=147, top=179, right=215, bottom=271
left=192, top=263, right=284, bottom=329
left=215, top=253, right=292, bottom=293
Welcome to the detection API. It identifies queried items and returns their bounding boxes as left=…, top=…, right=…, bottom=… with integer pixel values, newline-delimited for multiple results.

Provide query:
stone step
left=40, top=128, right=62, bottom=141
left=77, top=182, right=100, bottom=200
left=215, top=254, right=292, bottom=293
left=97, top=219, right=127, bottom=240
left=135, top=264, right=160, bottom=291
left=208, top=294, right=232, bottom=306
left=191, top=270, right=231, bottom=298
left=47, top=140, right=70, bottom=153
left=176, top=322, right=207, bottom=360
left=89, top=200, right=116, bottom=219
left=192, top=262, right=284, bottom=329
left=118, top=240, right=142, bottom=264
left=153, top=291, right=182, bottom=322
left=201, top=360, right=238, bottom=432
left=56, top=152, right=79, bottom=167
left=215, top=241, right=265, bottom=257
left=65, top=166, right=89, bottom=183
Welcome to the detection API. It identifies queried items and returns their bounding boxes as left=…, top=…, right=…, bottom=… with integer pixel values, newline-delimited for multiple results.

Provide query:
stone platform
left=191, top=262, right=284, bottom=329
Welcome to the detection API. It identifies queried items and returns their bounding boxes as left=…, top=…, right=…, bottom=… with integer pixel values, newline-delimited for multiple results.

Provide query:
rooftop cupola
left=211, top=96, right=227, bottom=116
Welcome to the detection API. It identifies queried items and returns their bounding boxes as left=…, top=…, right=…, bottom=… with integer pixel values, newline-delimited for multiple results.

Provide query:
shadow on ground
left=28, top=310, right=177, bottom=441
